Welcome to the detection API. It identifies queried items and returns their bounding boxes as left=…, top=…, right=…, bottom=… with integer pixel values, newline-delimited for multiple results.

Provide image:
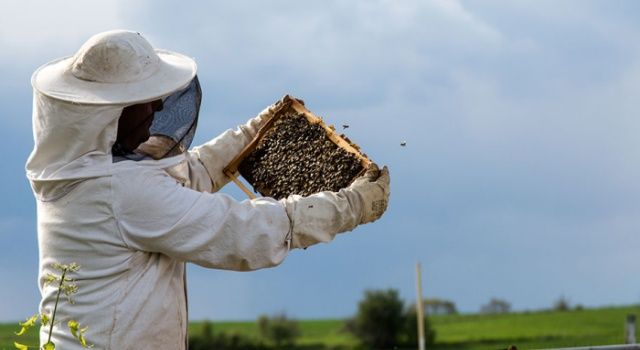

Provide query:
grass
left=429, top=305, right=640, bottom=349
left=3, top=305, right=639, bottom=349
left=1, top=322, right=39, bottom=350
left=189, top=318, right=354, bottom=348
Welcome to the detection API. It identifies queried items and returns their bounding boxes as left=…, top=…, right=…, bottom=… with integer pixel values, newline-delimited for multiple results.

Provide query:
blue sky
left=1, top=0, right=639, bottom=321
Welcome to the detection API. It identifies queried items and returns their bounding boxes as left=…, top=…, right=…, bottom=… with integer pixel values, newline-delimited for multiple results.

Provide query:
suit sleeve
left=113, top=168, right=291, bottom=271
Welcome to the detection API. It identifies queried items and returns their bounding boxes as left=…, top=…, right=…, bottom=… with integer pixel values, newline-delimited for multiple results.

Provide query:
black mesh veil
left=114, top=76, right=202, bottom=161
left=148, top=76, right=202, bottom=157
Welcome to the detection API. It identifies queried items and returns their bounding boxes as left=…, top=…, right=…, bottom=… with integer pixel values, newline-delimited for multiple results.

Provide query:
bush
left=346, top=289, right=406, bottom=349
left=480, top=298, right=511, bottom=314
left=257, top=312, right=301, bottom=348
left=402, top=305, right=437, bottom=348
left=189, top=320, right=267, bottom=350
left=425, top=298, right=458, bottom=315
left=553, top=296, right=571, bottom=311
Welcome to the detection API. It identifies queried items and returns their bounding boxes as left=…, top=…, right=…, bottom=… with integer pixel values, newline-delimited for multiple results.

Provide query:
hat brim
left=32, top=49, right=197, bottom=105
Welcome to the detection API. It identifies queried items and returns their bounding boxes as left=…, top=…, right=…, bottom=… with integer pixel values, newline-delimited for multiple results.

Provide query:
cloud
left=2, top=0, right=640, bottom=320
left=1, top=0, right=505, bottom=114
left=0, top=1, right=130, bottom=63
left=74, top=0, right=503, bottom=113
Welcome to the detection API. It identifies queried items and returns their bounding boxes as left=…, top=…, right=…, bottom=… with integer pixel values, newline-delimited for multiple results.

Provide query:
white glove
left=236, top=95, right=303, bottom=139
left=136, top=135, right=183, bottom=160
left=347, top=163, right=390, bottom=224
left=282, top=163, right=390, bottom=249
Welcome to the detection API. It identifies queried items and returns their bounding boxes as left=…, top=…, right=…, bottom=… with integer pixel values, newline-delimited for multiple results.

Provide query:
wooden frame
left=223, top=95, right=371, bottom=199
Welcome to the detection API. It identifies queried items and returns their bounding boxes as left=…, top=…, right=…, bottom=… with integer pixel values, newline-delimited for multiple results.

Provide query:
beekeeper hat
left=31, top=30, right=197, bottom=105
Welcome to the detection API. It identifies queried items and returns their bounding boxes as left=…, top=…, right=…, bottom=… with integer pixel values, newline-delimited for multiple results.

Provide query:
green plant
left=402, top=304, right=437, bottom=347
left=257, top=313, right=300, bottom=348
left=424, top=298, right=458, bottom=315
left=553, top=296, right=571, bottom=312
left=480, top=298, right=512, bottom=314
left=14, top=262, right=91, bottom=349
left=345, top=289, right=405, bottom=349
left=189, top=321, right=267, bottom=350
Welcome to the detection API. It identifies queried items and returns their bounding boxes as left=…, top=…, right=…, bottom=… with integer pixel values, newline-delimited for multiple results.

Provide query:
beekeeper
left=26, top=30, right=390, bottom=350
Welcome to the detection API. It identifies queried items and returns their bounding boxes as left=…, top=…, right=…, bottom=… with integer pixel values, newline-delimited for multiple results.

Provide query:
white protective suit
left=26, top=30, right=389, bottom=350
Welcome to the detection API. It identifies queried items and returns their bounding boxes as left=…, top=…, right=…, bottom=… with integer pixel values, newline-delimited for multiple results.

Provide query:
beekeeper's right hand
left=282, top=163, right=390, bottom=249
left=347, top=163, right=390, bottom=224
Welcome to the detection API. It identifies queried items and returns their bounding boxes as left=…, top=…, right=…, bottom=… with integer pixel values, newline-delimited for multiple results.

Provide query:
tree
left=189, top=320, right=267, bottom=350
left=257, top=312, right=300, bottom=348
left=480, top=298, right=511, bottom=314
left=425, top=298, right=458, bottom=315
left=553, top=296, right=571, bottom=311
left=346, top=289, right=406, bottom=349
left=402, top=304, right=437, bottom=348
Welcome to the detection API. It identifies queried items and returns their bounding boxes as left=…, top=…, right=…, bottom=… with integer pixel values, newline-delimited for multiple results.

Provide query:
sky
left=1, top=0, right=640, bottom=322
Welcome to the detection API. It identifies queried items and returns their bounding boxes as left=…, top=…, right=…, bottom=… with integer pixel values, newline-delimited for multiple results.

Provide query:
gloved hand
left=136, top=135, right=183, bottom=160
left=282, top=163, right=391, bottom=249
left=239, top=97, right=282, bottom=139
left=347, top=163, right=390, bottom=224
left=241, top=95, right=303, bottom=135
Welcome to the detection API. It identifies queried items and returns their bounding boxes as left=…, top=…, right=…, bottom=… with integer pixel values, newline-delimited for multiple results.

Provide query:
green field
left=3, top=305, right=639, bottom=349
left=429, top=305, right=640, bottom=349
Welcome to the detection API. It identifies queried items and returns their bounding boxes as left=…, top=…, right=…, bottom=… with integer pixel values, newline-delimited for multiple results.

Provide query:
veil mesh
left=114, top=76, right=202, bottom=161
left=147, top=76, right=202, bottom=158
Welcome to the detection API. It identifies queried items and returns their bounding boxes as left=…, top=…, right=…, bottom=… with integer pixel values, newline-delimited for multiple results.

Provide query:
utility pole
left=416, top=262, right=426, bottom=350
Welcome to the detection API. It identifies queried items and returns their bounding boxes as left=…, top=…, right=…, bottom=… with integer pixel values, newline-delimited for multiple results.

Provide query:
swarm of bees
left=238, top=113, right=364, bottom=200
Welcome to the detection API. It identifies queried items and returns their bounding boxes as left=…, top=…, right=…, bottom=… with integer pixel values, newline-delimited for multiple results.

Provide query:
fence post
left=626, top=314, right=636, bottom=344
left=416, top=262, right=426, bottom=350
